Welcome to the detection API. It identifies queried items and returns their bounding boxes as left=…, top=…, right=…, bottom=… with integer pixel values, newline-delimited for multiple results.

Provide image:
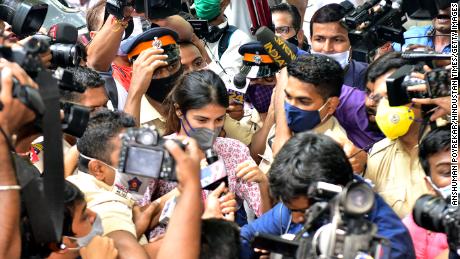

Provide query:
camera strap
left=32, top=69, right=64, bottom=244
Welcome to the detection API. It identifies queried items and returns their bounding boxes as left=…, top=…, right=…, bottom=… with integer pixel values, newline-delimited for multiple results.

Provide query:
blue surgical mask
left=427, top=176, right=451, bottom=199
left=181, top=116, right=221, bottom=151
left=284, top=100, right=329, bottom=133
left=67, top=214, right=104, bottom=248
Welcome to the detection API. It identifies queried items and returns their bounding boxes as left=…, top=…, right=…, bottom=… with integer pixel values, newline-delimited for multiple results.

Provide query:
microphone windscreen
left=233, top=73, right=247, bottom=89
left=48, top=23, right=78, bottom=44
left=255, top=26, right=297, bottom=68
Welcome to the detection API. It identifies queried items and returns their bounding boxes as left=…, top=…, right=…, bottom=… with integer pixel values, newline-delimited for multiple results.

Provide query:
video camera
left=252, top=181, right=391, bottom=259
left=386, top=63, right=451, bottom=106
left=340, top=0, right=457, bottom=62
left=413, top=194, right=460, bottom=256
left=106, top=0, right=181, bottom=19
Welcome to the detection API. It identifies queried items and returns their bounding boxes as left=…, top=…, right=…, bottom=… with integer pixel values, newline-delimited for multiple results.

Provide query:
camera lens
left=0, top=0, right=48, bottom=37
left=413, top=194, right=447, bottom=233
left=50, top=43, right=83, bottom=67
left=341, top=182, right=374, bottom=216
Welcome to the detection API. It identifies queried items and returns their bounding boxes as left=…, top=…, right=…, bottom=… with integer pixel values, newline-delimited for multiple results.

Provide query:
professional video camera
left=340, top=0, right=457, bottom=62
left=0, top=0, right=48, bottom=37
left=385, top=48, right=451, bottom=106
left=118, top=126, right=182, bottom=181
left=106, top=0, right=181, bottom=19
left=413, top=194, right=460, bottom=257
left=387, top=64, right=451, bottom=106
left=252, top=181, right=391, bottom=259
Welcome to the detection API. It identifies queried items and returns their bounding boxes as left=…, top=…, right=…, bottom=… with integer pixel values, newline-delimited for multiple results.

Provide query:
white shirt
left=205, top=26, right=251, bottom=82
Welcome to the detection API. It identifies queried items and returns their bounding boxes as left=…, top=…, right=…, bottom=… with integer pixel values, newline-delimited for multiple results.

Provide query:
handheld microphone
left=401, top=50, right=451, bottom=61
left=255, top=26, right=297, bottom=68
left=233, top=73, right=247, bottom=90
left=47, top=23, right=78, bottom=44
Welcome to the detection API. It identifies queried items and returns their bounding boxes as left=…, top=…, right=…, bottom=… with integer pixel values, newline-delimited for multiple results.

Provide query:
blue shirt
left=393, top=25, right=451, bottom=53
left=240, top=190, right=415, bottom=259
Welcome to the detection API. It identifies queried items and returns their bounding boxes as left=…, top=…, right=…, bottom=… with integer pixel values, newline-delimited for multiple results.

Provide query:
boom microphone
left=255, top=26, right=297, bottom=68
left=47, top=23, right=78, bottom=44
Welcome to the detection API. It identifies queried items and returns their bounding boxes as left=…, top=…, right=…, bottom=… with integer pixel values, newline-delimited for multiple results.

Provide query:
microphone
left=233, top=73, right=247, bottom=90
left=401, top=50, right=451, bottom=61
left=47, top=23, right=78, bottom=44
left=255, top=26, right=297, bottom=68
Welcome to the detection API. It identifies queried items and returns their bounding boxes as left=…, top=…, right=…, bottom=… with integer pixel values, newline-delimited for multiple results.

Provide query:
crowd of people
left=0, top=0, right=455, bottom=258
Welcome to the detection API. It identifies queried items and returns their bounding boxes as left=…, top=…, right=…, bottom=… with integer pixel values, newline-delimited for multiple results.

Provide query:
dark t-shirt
left=344, top=59, right=368, bottom=91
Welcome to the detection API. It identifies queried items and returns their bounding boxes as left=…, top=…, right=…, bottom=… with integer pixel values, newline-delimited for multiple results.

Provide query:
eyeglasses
left=274, top=26, right=293, bottom=35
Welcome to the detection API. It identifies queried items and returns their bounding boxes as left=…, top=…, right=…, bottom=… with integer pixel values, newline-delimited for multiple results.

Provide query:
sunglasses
left=274, top=26, right=293, bottom=35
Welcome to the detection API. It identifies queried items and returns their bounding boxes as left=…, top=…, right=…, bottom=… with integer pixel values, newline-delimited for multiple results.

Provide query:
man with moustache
left=394, top=6, right=453, bottom=53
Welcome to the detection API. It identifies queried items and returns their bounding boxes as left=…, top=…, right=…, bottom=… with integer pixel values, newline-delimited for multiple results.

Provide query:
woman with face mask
left=142, top=70, right=270, bottom=231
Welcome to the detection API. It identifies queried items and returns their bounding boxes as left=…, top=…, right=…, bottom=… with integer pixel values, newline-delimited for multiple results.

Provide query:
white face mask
left=66, top=214, right=104, bottom=248
left=426, top=176, right=452, bottom=199
left=310, top=49, right=350, bottom=69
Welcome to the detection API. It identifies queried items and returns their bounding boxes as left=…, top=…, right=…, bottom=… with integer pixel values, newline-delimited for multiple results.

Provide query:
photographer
left=393, top=6, right=452, bottom=53
left=364, top=52, right=432, bottom=218
left=240, top=132, right=415, bottom=259
left=402, top=125, right=450, bottom=259
left=24, top=66, right=109, bottom=175
left=0, top=59, right=39, bottom=259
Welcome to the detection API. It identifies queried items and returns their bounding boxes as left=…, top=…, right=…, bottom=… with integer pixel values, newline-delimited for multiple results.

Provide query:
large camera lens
left=0, top=0, right=48, bottom=37
left=413, top=194, right=448, bottom=233
left=340, top=182, right=375, bottom=216
left=50, top=43, right=83, bottom=67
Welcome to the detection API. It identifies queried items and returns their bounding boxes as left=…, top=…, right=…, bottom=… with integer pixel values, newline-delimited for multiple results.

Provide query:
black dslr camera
left=118, top=127, right=182, bottom=181
left=252, top=181, right=391, bottom=259
left=413, top=194, right=460, bottom=256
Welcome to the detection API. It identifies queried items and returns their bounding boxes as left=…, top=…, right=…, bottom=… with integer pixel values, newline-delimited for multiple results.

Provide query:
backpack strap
left=218, top=25, right=238, bottom=60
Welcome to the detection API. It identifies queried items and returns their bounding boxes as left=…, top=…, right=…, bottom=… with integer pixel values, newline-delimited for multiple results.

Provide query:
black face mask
left=205, top=22, right=228, bottom=43
left=146, top=65, right=184, bottom=103
left=287, top=36, right=299, bottom=47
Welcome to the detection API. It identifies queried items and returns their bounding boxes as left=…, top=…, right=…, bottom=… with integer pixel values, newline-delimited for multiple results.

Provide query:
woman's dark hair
left=165, top=70, right=229, bottom=134
left=62, top=181, right=86, bottom=237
